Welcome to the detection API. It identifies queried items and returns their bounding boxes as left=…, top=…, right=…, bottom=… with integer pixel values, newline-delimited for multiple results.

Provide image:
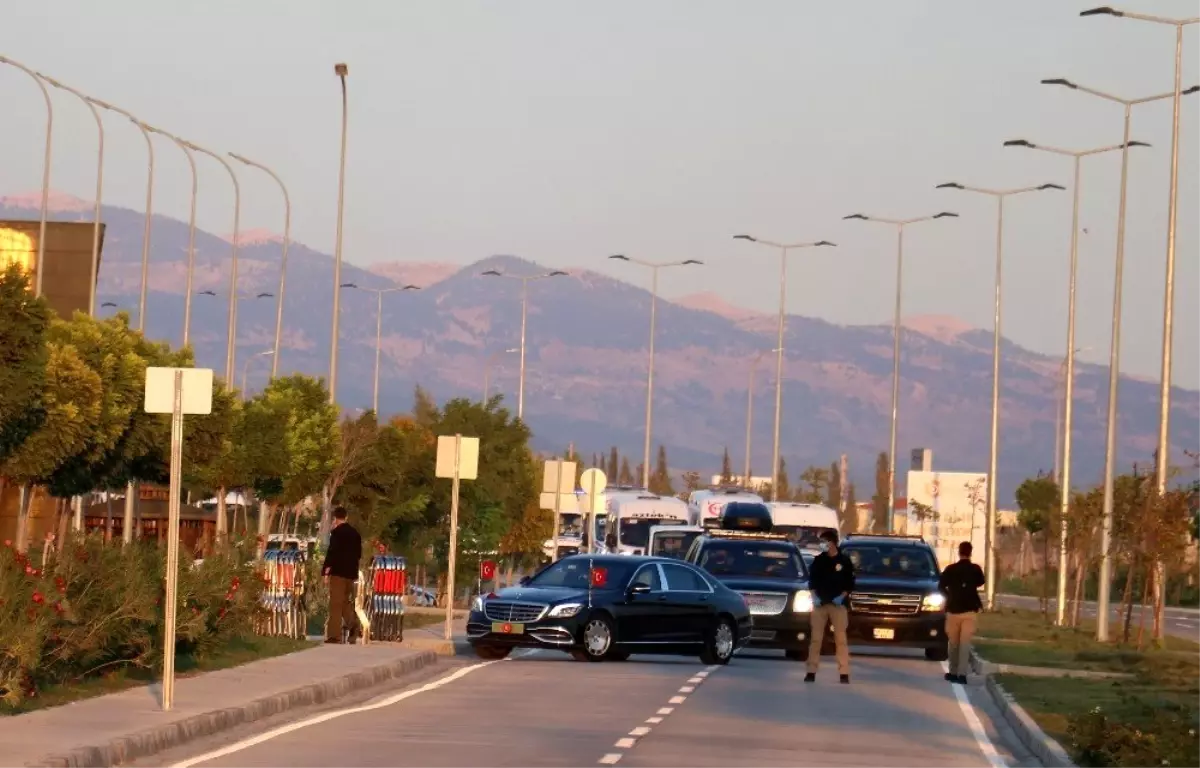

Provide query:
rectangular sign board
left=436, top=435, right=480, bottom=480
left=542, top=460, right=576, bottom=494
left=540, top=491, right=581, bottom=513
left=144, top=367, right=214, bottom=415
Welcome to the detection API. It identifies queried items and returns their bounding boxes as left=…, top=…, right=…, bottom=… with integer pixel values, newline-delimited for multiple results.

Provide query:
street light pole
left=1004, top=136, right=1145, bottom=627
left=241, top=350, right=275, bottom=401
left=230, top=153, right=291, bottom=379
left=1041, top=77, right=1195, bottom=640
left=144, top=125, right=199, bottom=347
left=339, top=283, right=420, bottom=413
left=329, top=63, right=349, bottom=407
left=936, top=181, right=1065, bottom=611
left=38, top=75, right=104, bottom=317
left=607, top=256, right=702, bottom=488
left=842, top=213, right=957, bottom=532
left=733, top=236, right=835, bottom=501
left=481, top=269, right=568, bottom=422
left=483, top=348, right=519, bottom=402
left=744, top=348, right=780, bottom=486
left=0, top=56, right=52, bottom=297
left=1083, top=7, right=1200, bottom=643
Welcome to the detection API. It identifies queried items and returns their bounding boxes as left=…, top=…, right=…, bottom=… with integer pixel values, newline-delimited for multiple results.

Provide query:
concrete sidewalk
left=2, top=642, right=437, bottom=768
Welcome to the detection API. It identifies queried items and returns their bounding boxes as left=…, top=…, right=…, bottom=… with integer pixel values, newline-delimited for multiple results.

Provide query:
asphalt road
left=997, top=593, right=1199, bottom=641
left=154, top=647, right=1027, bottom=768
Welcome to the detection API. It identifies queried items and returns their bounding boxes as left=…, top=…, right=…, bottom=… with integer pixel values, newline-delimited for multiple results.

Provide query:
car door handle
left=657, top=595, right=668, bottom=602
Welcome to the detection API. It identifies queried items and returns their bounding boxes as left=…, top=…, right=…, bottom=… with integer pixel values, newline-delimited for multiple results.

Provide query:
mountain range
left=2, top=191, right=1197, bottom=504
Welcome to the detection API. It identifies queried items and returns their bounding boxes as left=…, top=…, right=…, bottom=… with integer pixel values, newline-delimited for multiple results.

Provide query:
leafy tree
left=681, top=470, right=703, bottom=496
left=827, top=461, right=843, bottom=512
left=909, top=500, right=938, bottom=536
left=1015, top=472, right=1060, bottom=618
left=412, top=385, right=438, bottom=427
left=0, top=263, right=50, bottom=466
left=720, top=447, right=733, bottom=484
left=649, top=445, right=674, bottom=496
left=872, top=451, right=890, bottom=533
left=799, top=465, right=830, bottom=504
left=327, top=411, right=381, bottom=509
left=775, top=458, right=791, bottom=501
left=606, top=447, right=619, bottom=479
left=842, top=482, right=858, bottom=532
left=618, top=456, right=634, bottom=486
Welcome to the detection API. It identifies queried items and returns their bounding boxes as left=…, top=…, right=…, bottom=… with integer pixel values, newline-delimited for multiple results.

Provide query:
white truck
left=686, top=487, right=765, bottom=526
left=604, top=490, right=690, bottom=556
left=766, top=502, right=840, bottom=552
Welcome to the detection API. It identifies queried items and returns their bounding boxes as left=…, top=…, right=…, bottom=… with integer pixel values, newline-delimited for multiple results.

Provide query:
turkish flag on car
left=590, top=566, right=607, bottom=588
left=480, top=560, right=497, bottom=581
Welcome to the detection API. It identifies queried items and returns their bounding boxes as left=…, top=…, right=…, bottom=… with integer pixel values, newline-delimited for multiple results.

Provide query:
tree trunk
left=1041, top=533, right=1051, bottom=621
left=55, top=497, right=70, bottom=554
left=216, top=486, right=228, bottom=543
left=1152, top=561, right=1166, bottom=646
left=1121, top=555, right=1138, bottom=645
left=104, top=493, right=114, bottom=543
left=1136, top=563, right=1152, bottom=651
left=1071, top=545, right=1088, bottom=628
left=15, top=483, right=34, bottom=553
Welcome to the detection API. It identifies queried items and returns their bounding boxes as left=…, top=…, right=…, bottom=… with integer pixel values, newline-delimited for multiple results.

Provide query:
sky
left=3, top=0, right=1197, bottom=388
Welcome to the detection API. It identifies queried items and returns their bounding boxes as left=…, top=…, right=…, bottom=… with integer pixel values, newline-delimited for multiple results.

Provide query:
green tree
left=827, top=461, right=843, bottom=512
left=649, top=444, right=674, bottom=496
left=1015, top=472, right=1060, bottom=619
left=412, top=385, right=439, bottom=427
left=618, top=456, right=634, bottom=486
left=0, top=263, right=50, bottom=466
left=606, top=447, right=619, bottom=479
left=720, top=447, right=733, bottom=483
left=681, top=471, right=703, bottom=496
left=799, top=465, right=830, bottom=504
left=872, top=452, right=890, bottom=533
left=775, top=458, right=791, bottom=501
left=842, top=482, right=858, bottom=532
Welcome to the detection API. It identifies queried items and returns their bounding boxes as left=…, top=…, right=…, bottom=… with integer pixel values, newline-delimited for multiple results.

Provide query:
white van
left=604, top=490, right=690, bottom=555
left=647, top=524, right=705, bottom=560
left=767, top=502, right=840, bottom=551
left=686, top=488, right=765, bottom=526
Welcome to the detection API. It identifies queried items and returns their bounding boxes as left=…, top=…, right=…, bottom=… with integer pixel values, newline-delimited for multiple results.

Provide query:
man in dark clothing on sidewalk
left=805, top=529, right=856, bottom=684
left=938, top=541, right=985, bottom=683
left=322, top=506, right=363, bottom=644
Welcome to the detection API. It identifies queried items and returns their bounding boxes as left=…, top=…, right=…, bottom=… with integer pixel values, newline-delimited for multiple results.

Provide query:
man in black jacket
left=805, top=529, right=856, bottom=684
left=322, top=506, right=363, bottom=644
left=938, top=541, right=985, bottom=683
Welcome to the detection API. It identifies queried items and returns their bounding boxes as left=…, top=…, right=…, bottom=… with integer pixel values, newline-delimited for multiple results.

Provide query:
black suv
left=685, top=526, right=814, bottom=661
left=837, top=534, right=948, bottom=661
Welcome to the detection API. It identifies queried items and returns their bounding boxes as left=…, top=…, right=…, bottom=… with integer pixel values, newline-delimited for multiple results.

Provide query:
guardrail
left=257, top=549, right=308, bottom=638
left=363, top=554, right=407, bottom=642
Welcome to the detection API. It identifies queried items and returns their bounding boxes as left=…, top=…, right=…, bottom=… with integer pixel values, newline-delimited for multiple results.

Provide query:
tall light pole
left=144, top=125, right=199, bottom=347
left=329, top=63, right=350, bottom=407
left=0, top=56, right=52, bottom=296
left=1084, top=7, right=1199, bottom=644
left=484, top=347, right=519, bottom=402
left=92, top=100, right=154, bottom=333
left=37, top=74, right=104, bottom=317
left=733, top=236, right=835, bottom=501
left=607, top=255, right=702, bottom=488
left=1041, top=77, right=1196, bottom=640
left=936, top=181, right=1064, bottom=611
left=1004, top=136, right=1145, bottom=627
left=340, top=282, right=420, bottom=413
left=481, top=268, right=568, bottom=421
left=183, top=141, right=241, bottom=383
left=842, top=213, right=957, bottom=531
left=241, top=350, right=275, bottom=401
left=230, top=153, right=291, bottom=378
left=744, top=348, right=780, bottom=486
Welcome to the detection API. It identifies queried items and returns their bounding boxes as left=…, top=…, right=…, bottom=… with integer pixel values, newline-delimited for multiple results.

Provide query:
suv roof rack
left=703, top=530, right=792, bottom=542
left=843, top=533, right=926, bottom=543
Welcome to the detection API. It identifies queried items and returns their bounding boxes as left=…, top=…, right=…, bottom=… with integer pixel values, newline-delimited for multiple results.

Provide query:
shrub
left=1069, top=704, right=1199, bottom=768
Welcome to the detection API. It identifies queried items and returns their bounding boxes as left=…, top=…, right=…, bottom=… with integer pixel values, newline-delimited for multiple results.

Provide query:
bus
left=604, top=490, right=690, bottom=555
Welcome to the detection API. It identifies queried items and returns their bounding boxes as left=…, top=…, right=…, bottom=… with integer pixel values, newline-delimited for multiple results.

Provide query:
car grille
left=850, top=592, right=921, bottom=615
left=738, top=591, right=789, bottom=616
left=483, top=600, right=548, bottom=623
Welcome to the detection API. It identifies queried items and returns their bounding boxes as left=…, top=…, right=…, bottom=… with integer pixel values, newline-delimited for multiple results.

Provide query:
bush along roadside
left=1068, top=702, right=1199, bottom=768
left=0, top=535, right=265, bottom=710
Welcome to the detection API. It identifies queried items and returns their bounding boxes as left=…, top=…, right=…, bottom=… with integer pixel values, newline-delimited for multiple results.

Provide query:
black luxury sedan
left=838, top=534, right=949, bottom=661
left=466, top=555, right=751, bottom=664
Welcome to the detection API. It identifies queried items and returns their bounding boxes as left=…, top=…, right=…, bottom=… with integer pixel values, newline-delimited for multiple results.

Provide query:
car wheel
left=699, top=616, right=736, bottom=665
left=473, top=645, right=512, bottom=660
left=925, top=644, right=949, bottom=662
left=581, top=614, right=615, bottom=661
left=784, top=648, right=808, bottom=662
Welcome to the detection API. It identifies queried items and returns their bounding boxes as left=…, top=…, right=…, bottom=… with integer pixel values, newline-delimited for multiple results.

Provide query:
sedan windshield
left=527, top=559, right=635, bottom=590
left=843, top=545, right=938, bottom=579
left=697, top=543, right=807, bottom=580
left=620, top=517, right=686, bottom=548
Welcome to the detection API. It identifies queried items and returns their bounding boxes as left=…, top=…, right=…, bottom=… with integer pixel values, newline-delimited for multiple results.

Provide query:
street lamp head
left=481, top=269, right=503, bottom=276
left=933, top=212, right=959, bottom=218
left=256, top=292, right=274, bottom=298
left=1004, top=139, right=1036, bottom=148
left=682, top=259, right=703, bottom=265
left=199, top=290, right=217, bottom=296
left=814, top=241, right=836, bottom=247
left=1080, top=6, right=1123, bottom=16
left=260, top=350, right=276, bottom=357
left=1184, top=85, right=1200, bottom=96
left=506, top=347, right=518, bottom=353
left=1041, top=78, right=1078, bottom=89
left=936, top=182, right=964, bottom=189
left=340, top=282, right=358, bottom=289
left=842, top=214, right=869, bottom=221
left=403, top=284, right=420, bottom=290
left=547, top=270, right=569, bottom=277
left=334, top=63, right=349, bottom=77
left=1125, top=141, right=1151, bottom=148
left=101, top=301, right=118, bottom=308
left=608, top=255, right=630, bottom=261
left=733, top=234, right=757, bottom=242
left=1039, top=183, right=1067, bottom=191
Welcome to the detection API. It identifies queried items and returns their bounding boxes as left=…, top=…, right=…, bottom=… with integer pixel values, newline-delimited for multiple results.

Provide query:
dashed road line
left=595, top=663, right=722, bottom=765
left=679, top=685, right=695, bottom=693
left=629, top=727, right=651, bottom=737
left=599, top=754, right=623, bottom=765
left=656, top=707, right=673, bottom=715
left=645, top=716, right=663, bottom=724
left=668, top=695, right=686, bottom=704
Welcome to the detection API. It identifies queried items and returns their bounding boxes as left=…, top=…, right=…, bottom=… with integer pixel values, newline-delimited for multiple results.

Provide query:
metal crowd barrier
left=364, top=554, right=406, bottom=642
left=258, top=549, right=308, bottom=638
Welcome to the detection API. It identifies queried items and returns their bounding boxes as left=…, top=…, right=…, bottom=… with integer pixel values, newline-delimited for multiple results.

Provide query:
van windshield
left=620, top=517, right=686, bottom=548
left=650, top=531, right=701, bottom=559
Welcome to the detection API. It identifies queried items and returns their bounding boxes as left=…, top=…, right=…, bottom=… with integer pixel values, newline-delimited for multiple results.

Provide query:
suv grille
left=483, top=601, right=547, bottom=623
left=850, top=592, right=921, bottom=615
left=738, top=591, right=788, bottom=616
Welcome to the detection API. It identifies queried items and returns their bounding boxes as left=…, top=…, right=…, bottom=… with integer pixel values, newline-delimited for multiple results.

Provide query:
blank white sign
left=144, top=367, right=214, bottom=415
left=435, top=435, right=480, bottom=480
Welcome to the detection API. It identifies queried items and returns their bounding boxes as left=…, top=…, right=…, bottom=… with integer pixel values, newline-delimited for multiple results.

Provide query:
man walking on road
left=939, top=541, right=985, bottom=684
left=805, top=529, right=855, bottom=684
left=322, top=506, right=363, bottom=644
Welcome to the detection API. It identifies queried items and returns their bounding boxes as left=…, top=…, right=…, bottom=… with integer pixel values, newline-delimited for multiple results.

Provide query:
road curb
left=28, top=649, right=438, bottom=768
left=972, top=651, right=1076, bottom=768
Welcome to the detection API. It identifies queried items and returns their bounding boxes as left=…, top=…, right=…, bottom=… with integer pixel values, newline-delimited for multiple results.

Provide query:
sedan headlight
left=547, top=603, right=583, bottom=618
left=470, top=595, right=484, bottom=613
left=792, top=589, right=814, bottom=613
left=922, top=592, right=946, bottom=611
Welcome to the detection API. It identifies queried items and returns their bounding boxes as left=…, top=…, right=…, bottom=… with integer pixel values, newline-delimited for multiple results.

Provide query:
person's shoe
left=944, top=672, right=954, bottom=682
left=804, top=672, right=816, bottom=683
left=324, top=638, right=341, bottom=645
left=839, top=674, right=850, bottom=684
left=954, top=675, right=968, bottom=685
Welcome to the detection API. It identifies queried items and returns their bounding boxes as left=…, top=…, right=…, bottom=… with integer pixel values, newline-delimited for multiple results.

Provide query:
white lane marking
left=679, top=685, right=695, bottom=693
left=170, top=656, right=521, bottom=767
left=615, top=738, right=637, bottom=749
left=657, top=707, right=673, bottom=715
left=695, top=670, right=710, bottom=678
left=941, top=662, right=1007, bottom=768
left=687, top=676, right=703, bottom=683
left=599, top=754, right=623, bottom=765
left=668, top=695, right=686, bottom=704
left=629, top=726, right=651, bottom=737
left=645, top=716, right=663, bottom=724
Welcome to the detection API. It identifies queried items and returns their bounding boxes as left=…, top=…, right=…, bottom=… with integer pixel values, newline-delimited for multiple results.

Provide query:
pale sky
left=4, top=0, right=1197, bottom=387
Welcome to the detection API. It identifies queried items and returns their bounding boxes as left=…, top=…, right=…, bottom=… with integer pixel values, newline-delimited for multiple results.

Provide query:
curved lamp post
left=339, top=282, right=420, bottom=413
left=0, top=55, right=52, bottom=296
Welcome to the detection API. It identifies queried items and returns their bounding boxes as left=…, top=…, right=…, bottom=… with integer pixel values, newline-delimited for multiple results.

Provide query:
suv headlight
left=922, top=592, right=946, bottom=611
left=470, top=595, right=484, bottom=613
left=547, top=603, right=583, bottom=618
left=792, top=589, right=814, bottom=613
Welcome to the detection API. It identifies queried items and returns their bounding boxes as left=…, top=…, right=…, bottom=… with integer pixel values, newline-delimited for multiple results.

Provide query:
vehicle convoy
left=647, top=524, right=704, bottom=559
left=687, top=487, right=765, bottom=526
left=685, top=504, right=814, bottom=660
left=766, top=502, right=840, bottom=551
left=603, top=490, right=690, bottom=555
left=466, top=554, right=751, bottom=664
left=837, top=534, right=949, bottom=661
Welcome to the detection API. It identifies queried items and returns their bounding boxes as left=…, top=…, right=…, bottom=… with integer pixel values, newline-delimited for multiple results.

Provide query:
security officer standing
left=805, top=529, right=856, bottom=684
left=939, top=541, right=985, bottom=683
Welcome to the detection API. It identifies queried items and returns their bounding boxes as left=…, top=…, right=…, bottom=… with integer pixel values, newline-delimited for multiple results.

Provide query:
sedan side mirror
left=628, top=583, right=651, bottom=596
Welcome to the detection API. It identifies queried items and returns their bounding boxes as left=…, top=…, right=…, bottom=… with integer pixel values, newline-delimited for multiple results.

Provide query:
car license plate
left=873, top=627, right=895, bottom=640
left=491, top=622, right=524, bottom=635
